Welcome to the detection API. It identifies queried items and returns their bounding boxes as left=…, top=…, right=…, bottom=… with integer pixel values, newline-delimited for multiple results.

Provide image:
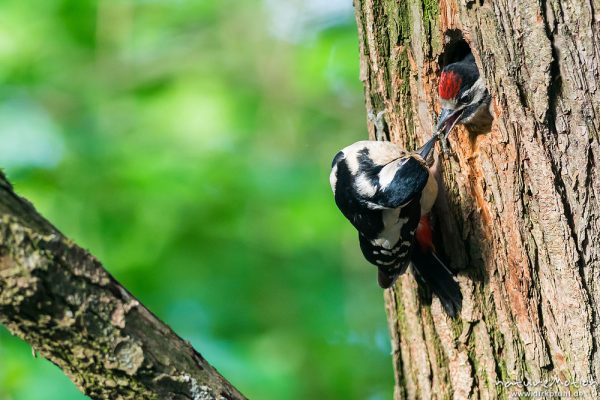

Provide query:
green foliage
left=0, top=1, right=393, bottom=399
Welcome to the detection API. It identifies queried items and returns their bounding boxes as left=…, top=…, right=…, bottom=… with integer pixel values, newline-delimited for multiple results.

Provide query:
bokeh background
left=0, top=1, right=393, bottom=399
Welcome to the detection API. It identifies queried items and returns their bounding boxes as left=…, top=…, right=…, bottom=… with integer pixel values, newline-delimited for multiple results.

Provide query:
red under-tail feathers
left=415, top=215, right=434, bottom=251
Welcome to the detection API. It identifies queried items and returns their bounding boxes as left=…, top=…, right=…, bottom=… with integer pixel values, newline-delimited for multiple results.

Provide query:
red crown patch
left=439, top=71, right=462, bottom=100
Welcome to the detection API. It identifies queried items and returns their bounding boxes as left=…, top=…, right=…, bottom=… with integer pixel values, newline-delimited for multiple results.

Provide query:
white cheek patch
left=329, top=165, right=338, bottom=192
left=341, top=141, right=403, bottom=173
left=340, top=141, right=372, bottom=174
left=461, top=102, right=489, bottom=124
left=355, top=174, right=377, bottom=197
left=468, top=77, right=486, bottom=104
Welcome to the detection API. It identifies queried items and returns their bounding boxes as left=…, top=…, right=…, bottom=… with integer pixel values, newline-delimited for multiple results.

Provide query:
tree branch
left=0, top=171, right=246, bottom=400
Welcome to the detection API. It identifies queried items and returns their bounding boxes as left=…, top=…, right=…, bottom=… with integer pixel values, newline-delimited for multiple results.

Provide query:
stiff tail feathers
left=410, top=247, right=462, bottom=318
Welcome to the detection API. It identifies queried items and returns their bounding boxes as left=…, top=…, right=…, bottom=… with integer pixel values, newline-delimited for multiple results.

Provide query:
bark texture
left=353, top=0, right=599, bottom=398
left=0, top=172, right=246, bottom=400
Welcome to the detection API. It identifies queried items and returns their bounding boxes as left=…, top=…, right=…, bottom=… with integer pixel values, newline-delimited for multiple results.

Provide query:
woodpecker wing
left=372, top=155, right=430, bottom=209
left=336, top=141, right=431, bottom=210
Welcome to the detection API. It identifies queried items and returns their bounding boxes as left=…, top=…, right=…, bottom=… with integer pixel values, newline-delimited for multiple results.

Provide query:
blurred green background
left=0, top=1, right=393, bottom=399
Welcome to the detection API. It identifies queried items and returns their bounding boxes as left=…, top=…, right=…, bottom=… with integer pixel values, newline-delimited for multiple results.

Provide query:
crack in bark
left=539, top=2, right=598, bottom=374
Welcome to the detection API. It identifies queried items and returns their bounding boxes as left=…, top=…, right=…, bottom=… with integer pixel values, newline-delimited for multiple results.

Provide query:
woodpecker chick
left=437, top=54, right=493, bottom=141
left=330, top=136, right=462, bottom=316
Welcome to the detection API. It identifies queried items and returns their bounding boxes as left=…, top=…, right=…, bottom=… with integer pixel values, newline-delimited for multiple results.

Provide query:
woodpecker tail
left=411, top=248, right=462, bottom=317
left=412, top=216, right=462, bottom=317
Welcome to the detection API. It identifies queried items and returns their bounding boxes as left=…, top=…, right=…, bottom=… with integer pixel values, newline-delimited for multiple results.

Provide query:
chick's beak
left=436, top=107, right=464, bottom=138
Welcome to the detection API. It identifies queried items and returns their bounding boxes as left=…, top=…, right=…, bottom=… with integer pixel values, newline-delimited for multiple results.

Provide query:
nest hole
left=438, top=30, right=472, bottom=69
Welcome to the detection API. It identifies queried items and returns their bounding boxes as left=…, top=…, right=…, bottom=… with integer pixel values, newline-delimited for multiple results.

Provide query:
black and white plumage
left=330, top=135, right=462, bottom=316
left=437, top=54, right=493, bottom=139
left=330, top=137, right=436, bottom=287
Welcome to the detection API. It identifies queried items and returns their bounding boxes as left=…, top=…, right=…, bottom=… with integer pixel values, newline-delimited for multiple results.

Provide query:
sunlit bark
left=354, top=0, right=600, bottom=398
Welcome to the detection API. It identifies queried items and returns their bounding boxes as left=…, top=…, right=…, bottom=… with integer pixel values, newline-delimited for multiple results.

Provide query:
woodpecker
left=330, top=135, right=462, bottom=317
left=437, top=54, right=493, bottom=142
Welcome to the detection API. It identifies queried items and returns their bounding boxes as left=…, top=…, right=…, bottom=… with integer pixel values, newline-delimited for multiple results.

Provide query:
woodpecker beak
left=417, top=135, right=438, bottom=160
left=436, top=107, right=464, bottom=138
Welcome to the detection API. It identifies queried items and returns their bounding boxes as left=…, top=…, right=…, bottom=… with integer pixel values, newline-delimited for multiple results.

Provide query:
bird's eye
left=458, top=92, right=471, bottom=105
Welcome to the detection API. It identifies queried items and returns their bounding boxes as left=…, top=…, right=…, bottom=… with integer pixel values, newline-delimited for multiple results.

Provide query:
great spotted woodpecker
left=330, top=135, right=462, bottom=317
left=437, top=54, right=493, bottom=141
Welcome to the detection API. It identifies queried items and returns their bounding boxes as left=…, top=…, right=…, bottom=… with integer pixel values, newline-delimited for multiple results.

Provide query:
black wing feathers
left=353, top=148, right=429, bottom=209
left=373, top=157, right=429, bottom=209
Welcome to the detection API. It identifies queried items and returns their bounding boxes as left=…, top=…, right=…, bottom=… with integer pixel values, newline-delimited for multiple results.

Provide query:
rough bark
left=353, top=0, right=599, bottom=398
left=0, top=172, right=246, bottom=400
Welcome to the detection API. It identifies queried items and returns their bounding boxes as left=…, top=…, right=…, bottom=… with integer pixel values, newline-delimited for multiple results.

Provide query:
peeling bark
left=354, top=0, right=599, bottom=398
left=0, top=173, right=246, bottom=400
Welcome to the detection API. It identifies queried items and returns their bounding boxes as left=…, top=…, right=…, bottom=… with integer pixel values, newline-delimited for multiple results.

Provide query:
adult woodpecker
left=330, top=135, right=462, bottom=317
left=436, top=54, right=493, bottom=142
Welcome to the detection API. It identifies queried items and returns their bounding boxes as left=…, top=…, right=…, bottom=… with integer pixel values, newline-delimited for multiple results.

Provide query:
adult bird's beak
left=436, top=107, right=464, bottom=139
left=417, top=134, right=438, bottom=160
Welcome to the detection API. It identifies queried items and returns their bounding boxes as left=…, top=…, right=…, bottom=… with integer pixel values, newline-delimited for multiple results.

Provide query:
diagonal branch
left=0, top=171, right=246, bottom=400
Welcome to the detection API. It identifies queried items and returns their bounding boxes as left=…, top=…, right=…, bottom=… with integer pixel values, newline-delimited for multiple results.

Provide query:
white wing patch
left=378, top=160, right=403, bottom=189
left=372, top=237, right=395, bottom=250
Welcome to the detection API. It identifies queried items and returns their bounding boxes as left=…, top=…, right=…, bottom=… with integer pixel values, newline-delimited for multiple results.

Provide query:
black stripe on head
left=333, top=158, right=383, bottom=238
left=357, top=148, right=383, bottom=185
left=459, top=92, right=491, bottom=125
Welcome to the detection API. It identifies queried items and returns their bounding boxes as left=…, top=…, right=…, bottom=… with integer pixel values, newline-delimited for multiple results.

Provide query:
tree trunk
left=0, top=173, right=246, bottom=400
left=353, top=0, right=599, bottom=398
